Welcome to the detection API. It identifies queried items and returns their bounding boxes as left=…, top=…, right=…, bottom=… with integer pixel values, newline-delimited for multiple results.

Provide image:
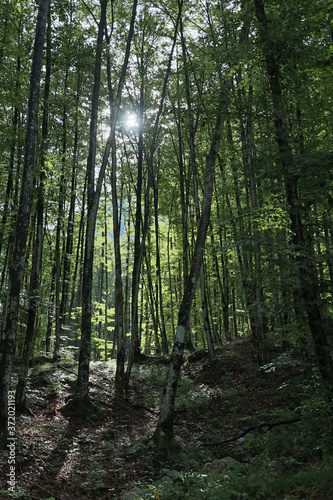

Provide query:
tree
left=153, top=77, right=232, bottom=446
left=125, top=0, right=184, bottom=386
left=0, top=0, right=50, bottom=448
left=72, top=0, right=138, bottom=406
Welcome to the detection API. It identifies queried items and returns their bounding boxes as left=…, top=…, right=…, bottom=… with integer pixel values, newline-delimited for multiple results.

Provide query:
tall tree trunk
left=111, top=130, right=125, bottom=385
left=41, top=5, right=51, bottom=353
left=167, top=206, right=176, bottom=341
left=153, top=79, right=231, bottom=445
left=103, top=1, right=138, bottom=388
left=103, top=182, right=109, bottom=361
left=179, top=9, right=215, bottom=356
left=172, top=68, right=191, bottom=349
left=125, top=1, right=183, bottom=386
left=74, top=0, right=108, bottom=404
left=0, top=16, right=22, bottom=262
left=129, top=44, right=145, bottom=369
left=213, top=184, right=231, bottom=341
left=210, top=223, right=229, bottom=342
left=15, top=172, right=44, bottom=409
left=74, top=0, right=138, bottom=403
left=68, top=176, right=86, bottom=328
left=58, top=74, right=80, bottom=341
left=224, top=120, right=264, bottom=361
left=0, top=108, right=18, bottom=262
left=144, top=241, right=161, bottom=355
left=0, top=0, right=49, bottom=448
left=53, top=69, right=68, bottom=361
left=238, top=77, right=268, bottom=363
left=153, top=169, right=168, bottom=354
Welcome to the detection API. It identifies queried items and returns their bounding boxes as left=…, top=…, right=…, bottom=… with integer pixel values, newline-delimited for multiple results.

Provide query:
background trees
left=0, top=0, right=332, bottom=442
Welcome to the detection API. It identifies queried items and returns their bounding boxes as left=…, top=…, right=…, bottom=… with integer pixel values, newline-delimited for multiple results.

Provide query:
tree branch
left=203, top=417, right=302, bottom=446
left=80, top=0, right=98, bottom=27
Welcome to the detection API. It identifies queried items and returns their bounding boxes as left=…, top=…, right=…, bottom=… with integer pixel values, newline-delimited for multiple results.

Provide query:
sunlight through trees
left=0, top=0, right=332, bottom=450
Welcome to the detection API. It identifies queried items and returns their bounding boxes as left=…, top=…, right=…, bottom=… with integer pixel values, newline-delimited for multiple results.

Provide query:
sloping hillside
left=1, top=338, right=333, bottom=499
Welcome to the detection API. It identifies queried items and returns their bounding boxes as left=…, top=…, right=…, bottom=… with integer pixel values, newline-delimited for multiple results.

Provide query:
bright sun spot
left=125, top=112, right=139, bottom=131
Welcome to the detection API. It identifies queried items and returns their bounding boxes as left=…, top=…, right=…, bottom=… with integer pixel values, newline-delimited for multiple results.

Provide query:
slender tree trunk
left=58, top=76, right=80, bottom=341
left=0, top=0, right=49, bottom=448
left=104, top=182, right=109, bottom=361
left=167, top=206, right=176, bottom=341
left=68, top=176, right=86, bottom=327
left=125, top=1, right=183, bottom=386
left=74, top=0, right=138, bottom=402
left=210, top=224, right=228, bottom=343
left=179, top=9, right=215, bottom=356
left=213, top=185, right=231, bottom=341
left=111, top=131, right=125, bottom=386
left=46, top=250, right=55, bottom=355
left=238, top=77, right=268, bottom=363
left=130, top=45, right=145, bottom=368
left=53, top=70, right=68, bottom=361
left=122, top=187, right=130, bottom=356
left=0, top=107, right=18, bottom=261
left=224, top=120, right=264, bottom=360
left=153, top=169, right=168, bottom=354
left=153, top=79, right=231, bottom=445
left=0, top=16, right=22, bottom=261
left=191, top=148, right=215, bottom=359
left=41, top=5, right=51, bottom=353
left=16, top=172, right=44, bottom=409
left=232, top=288, right=238, bottom=338
left=172, top=71, right=191, bottom=349
left=144, top=242, right=161, bottom=354
left=74, top=0, right=108, bottom=403
left=103, top=1, right=138, bottom=388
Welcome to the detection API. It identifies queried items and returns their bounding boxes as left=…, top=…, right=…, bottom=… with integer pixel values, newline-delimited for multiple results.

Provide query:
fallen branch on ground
left=202, top=417, right=302, bottom=446
left=57, top=364, right=78, bottom=376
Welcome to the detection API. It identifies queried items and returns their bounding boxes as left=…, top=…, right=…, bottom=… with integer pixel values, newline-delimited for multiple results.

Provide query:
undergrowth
left=131, top=360, right=333, bottom=500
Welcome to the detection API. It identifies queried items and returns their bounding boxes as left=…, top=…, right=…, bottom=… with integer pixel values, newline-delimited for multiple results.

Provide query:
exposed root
left=60, top=395, right=107, bottom=420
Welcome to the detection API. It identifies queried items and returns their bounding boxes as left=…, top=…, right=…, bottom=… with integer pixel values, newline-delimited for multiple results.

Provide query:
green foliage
left=3, top=489, right=36, bottom=499
left=1, top=0, right=330, bottom=357
left=1, top=0, right=333, bottom=481
left=137, top=454, right=333, bottom=499
left=298, top=377, right=333, bottom=457
left=259, top=351, right=303, bottom=374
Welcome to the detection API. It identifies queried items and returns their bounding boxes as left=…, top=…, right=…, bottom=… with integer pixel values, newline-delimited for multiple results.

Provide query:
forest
left=0, top=0, right=333, bottom=498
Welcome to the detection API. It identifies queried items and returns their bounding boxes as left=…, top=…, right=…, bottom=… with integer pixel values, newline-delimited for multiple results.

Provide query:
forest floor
left=1, top=337, right=333, bottom=499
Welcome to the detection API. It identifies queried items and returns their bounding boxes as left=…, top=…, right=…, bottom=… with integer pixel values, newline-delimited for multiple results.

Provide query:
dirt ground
left=0, top=338, right=305, bottom=499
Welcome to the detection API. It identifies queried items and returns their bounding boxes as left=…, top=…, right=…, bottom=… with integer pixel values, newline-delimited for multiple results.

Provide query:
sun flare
left=125, top=112, right=139, bottom=131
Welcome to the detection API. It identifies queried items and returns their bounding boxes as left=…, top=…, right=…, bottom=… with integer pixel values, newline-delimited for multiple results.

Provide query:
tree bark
left=125, top=1, right=183, bottom=386
left=74, top=0, right=108, bottom=403
left=153, top=79, right=231, bottom=445
left=103, top=182, right=109, bottom=361
left=153, top=168, right=168, bottom=354
left=0, top=0, right=49, bottom=448
left=74, top=0, right=138, bottom=401
left=53, top=69, right=68, bottom=361
left=15, top=171, right=44, bottom=409
left=129, top=43, right=145, bottom=367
